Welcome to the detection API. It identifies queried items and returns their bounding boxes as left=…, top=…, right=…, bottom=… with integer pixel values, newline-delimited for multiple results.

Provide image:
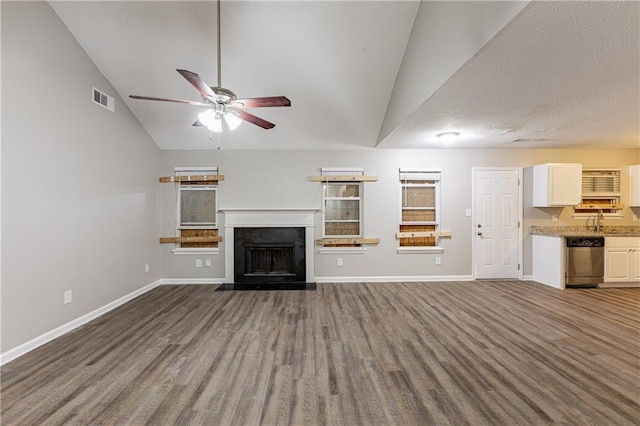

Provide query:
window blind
left=581, top=169, right=621, bottom=196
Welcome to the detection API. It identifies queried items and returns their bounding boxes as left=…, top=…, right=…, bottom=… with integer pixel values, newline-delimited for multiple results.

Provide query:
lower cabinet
left=604, top=237, right=640, bottom=283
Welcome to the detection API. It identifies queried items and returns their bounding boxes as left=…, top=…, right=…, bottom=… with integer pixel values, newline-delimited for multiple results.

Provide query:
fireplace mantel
left=222, top=209, right=317, bottom=284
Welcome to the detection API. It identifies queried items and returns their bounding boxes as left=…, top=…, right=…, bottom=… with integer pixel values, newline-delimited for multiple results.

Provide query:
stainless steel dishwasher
left=565, top=237, right=605, bottom=287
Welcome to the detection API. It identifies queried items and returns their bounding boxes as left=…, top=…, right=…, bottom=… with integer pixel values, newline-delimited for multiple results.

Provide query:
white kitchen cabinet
left=532, top=163, right=582, bottom=207
left=629, top=165, right=640, bottom=207
left=604, top=237, right=640, bottom=283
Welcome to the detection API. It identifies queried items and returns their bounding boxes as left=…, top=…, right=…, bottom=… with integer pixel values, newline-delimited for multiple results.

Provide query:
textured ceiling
left=49, top=1, right=639, bottom=151
left=379, top=1, right=640, bottom=149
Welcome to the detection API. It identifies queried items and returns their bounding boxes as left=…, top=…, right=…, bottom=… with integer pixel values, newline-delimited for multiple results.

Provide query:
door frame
left=471, top=167, right=524, bottom=280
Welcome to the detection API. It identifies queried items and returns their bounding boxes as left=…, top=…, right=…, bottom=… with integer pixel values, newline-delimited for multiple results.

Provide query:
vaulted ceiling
left=50, top=1, right=639, bottom=151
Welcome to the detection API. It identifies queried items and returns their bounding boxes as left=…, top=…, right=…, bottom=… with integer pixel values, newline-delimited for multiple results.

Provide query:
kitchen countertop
left=530, top=225, right=640, bottom=237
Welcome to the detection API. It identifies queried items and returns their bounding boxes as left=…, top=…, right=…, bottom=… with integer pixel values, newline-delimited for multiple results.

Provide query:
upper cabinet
left=630, top=165, right=640, bottom=207
left=533, top=163, right=582, bottom=207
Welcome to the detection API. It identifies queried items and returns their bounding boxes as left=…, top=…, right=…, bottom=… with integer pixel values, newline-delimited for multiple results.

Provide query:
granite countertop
left=530, top=225, right=640, bottom=237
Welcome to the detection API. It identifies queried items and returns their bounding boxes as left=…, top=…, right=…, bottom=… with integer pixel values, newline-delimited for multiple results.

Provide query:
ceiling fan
left=129, top=0, right=290, bottom=132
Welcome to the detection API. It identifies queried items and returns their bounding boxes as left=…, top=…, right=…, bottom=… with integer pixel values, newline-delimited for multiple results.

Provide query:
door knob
left=477, top=232, right=483, bottom=236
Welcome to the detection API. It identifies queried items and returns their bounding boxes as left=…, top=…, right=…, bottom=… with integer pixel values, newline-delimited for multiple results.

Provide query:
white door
left=473, top=168, right=521, bottom=279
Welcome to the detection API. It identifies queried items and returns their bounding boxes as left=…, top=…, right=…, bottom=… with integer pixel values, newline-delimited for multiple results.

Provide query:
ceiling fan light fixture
left=198, top=109, right=223, bottom=133
left=209, top=117, right=223, bottom=133
left=224, top=111, right=242, bottom=130
left=437, top=132, right=460, bottom=143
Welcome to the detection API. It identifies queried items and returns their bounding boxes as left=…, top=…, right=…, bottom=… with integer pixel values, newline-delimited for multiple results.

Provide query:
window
left=312, top=167, right=379, bottom=250
left=574, top=168, right=622, bottom=217
left=178, top=185, right=217, bottom=228
left=319, top=167, right=365, bottom=239
left=323, top=182, right=362, bottom=237
left=398, top=170, right=441, bottom=249
left=174, top=167, right=220, bottom=250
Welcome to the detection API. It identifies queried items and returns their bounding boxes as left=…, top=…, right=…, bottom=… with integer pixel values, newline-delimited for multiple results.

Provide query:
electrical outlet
left=337, top=258, right=343, bottom=267
left=552, top=214, right=558, bottom=222
left=195, top=259, right=202, bottom=268
left=144, top=263, right=150, bottom=272
left=435, top=257, right=441, bottom=266
left=205, top=259, right=212, bottom=267
left=465, top=208, right=471, bottom=217
left=64, top=290, right=73, bottom=304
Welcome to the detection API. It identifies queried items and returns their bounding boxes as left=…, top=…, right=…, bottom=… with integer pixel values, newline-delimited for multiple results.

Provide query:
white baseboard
left=314, top=275, right=474, bottom=283
left=0, top=279, right=163, bottom=366
left=160, top=278, right=226, bottom=285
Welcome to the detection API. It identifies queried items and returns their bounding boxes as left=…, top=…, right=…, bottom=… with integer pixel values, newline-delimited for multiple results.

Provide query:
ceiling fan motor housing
left=210, top=87, right=236, bottom=104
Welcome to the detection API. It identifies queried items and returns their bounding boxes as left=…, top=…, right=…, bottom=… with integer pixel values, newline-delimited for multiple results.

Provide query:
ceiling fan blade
left=233, top=108, right=276, bottom=129
left=176, top=69, right=218, bottom=101
left=233, top=96, right=291, bottom=108
left=129, top=95, right=208, bottom=106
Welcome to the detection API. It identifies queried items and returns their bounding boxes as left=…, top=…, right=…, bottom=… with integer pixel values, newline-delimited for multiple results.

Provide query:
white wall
left=161, top=148, right=639, bottom=281
left=1, top=2, right=161, bottom=353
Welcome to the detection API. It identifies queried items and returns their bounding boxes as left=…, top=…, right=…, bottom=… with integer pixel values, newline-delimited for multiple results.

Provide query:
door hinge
left=518, top=263, right=521, bottom=270
left=518, top=221, right=521, bottom=228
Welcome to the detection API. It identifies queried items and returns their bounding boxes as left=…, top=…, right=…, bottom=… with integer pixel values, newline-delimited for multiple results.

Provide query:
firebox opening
left=245, top=245, right=296, bottom=277
left=234, top=227, right=306, bottom=285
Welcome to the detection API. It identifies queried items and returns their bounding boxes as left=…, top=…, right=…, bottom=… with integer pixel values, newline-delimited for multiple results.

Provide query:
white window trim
left=573, top=212, right=623, bottom=219
left=171, top=247, right=221, bottom=255
left=318, top=247, right=367, bottom=254
left=174, top=166, right=219, bottom=177
left=397, top=246, right=444, bottom=254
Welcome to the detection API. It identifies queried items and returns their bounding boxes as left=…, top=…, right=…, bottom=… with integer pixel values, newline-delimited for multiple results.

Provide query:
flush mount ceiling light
left=437, top=132, right=460, bottom=143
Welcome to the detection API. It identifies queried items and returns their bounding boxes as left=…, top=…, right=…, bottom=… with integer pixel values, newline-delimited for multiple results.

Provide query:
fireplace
left=222, top=209, right=317, bottom=290
left=234, top=227, right=306, bottom=285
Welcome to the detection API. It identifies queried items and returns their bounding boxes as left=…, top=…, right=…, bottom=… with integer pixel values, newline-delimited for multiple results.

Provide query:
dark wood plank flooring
left=1, top=281, right=639, bottom=425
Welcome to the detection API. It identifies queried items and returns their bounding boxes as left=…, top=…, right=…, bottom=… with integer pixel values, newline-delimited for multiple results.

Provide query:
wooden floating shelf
left=396, top=230, right=452, bottom=239
left=316, top=237, right=380, bottom=245
left=160, top=236, right=223, bottom=244
left=159, top=175, right=225, bottom=183
left=309, top=175, right=378, bottom=182
left=576, top=203, right=624, bottom=209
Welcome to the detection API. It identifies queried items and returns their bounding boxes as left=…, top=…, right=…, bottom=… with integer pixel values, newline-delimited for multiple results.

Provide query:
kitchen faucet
left=586, top=209, right=604, bottom=233
left=593, top=209, right=603, bottom=232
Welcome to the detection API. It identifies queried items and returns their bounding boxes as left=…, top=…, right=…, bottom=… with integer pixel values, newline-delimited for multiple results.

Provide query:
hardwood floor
left=1, top=281, right=639, bottom=425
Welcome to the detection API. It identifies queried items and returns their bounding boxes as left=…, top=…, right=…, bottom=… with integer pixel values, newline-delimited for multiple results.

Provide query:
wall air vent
left=92, top=87, right=115, bottom=112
